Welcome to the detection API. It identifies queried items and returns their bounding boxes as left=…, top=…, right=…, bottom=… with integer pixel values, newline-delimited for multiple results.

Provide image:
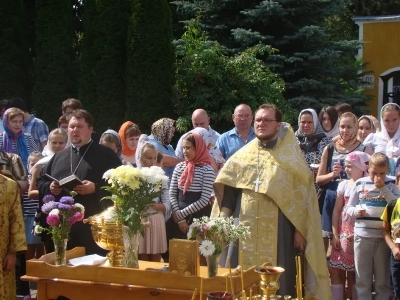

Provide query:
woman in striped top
left=170, top=132, right=216, bottom=238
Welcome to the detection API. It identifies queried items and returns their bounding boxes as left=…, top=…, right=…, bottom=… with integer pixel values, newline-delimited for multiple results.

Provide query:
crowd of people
left=1, top=96, right=400, bottom=300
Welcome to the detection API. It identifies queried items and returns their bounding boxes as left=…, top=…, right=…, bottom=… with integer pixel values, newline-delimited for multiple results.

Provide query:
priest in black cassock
left=37, top=109, right=122, bottom=255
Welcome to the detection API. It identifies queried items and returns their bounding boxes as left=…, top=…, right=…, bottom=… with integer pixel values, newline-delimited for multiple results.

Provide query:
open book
left=45, top=174, right=82, bottom=191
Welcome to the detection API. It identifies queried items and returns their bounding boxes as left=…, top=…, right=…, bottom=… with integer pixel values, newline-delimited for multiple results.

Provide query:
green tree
left=173, top=19, right=295, bottom=133
left=172, top=0, right=369, bottom=115
left=33, top=0, right=76, bottom=127
left=125, top=0, right=176, bottom=132
left=0, top=0, right=30, bottom=101
left=79, top=0, right=130, bottom=132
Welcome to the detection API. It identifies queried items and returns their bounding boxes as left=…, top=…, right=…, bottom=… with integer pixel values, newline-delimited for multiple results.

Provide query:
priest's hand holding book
left=73, top=180, right=95, bottom=195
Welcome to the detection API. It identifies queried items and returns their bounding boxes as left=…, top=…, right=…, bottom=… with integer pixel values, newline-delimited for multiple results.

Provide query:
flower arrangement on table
left=102, top=165, right=169, bottom=268
left=102, top=165, right=169, bottom=235
left=187, top=216, right=251, bottom=257
left=34, top=193, right=85, bottom=265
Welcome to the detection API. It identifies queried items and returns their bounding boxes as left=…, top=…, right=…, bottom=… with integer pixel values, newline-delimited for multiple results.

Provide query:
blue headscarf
left=2, top=108, right=29, bottom=168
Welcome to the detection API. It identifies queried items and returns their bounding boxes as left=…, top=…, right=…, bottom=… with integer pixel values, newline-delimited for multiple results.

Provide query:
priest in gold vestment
left=0, top=174, right=27, bottom=300
left=213, top=104, right=331, bottom=299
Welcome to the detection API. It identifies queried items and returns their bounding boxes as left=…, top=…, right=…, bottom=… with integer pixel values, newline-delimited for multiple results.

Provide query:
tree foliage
left=125, top=0, right=176, bottom=132
left=0, top=0, right=30, bottom=102
left=33, top=0, right=76, bottom=127
left=79, top=0, right=130, bottom=132
left=172, top=0, right=369, bottom=115
left=173, top=19, right=295, bottom=133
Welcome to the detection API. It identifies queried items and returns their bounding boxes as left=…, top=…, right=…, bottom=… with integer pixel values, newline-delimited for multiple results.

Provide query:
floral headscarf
left=2, top=108, right=29, bottom=168
left=151, top=118, right=175, bottom=146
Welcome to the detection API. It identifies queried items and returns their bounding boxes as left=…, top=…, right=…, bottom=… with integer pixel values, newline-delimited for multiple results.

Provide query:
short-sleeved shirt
left=23, top=115, right=49, bottom=151
left=381, top=199, right=400, bottom=241
left=216, top=127, right=255, bottom=160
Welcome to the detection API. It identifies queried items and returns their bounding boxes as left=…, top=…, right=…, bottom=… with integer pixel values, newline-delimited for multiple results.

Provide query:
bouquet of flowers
left=102, top=165, right=169, bottom=234
left=187, top=216, right=251, bottom=257
left=34, top=194, right=85, bottom=240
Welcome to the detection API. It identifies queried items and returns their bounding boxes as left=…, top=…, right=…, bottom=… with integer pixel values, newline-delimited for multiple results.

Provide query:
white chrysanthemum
left=199, top=240, right=215, bottom=257
left=102, top=168, right=114, bottom=180
left=49, top=208, right=60, bottom=216
left=34, top=225, right=43, bottom=234
left=74, top=203, right=85, bottom=213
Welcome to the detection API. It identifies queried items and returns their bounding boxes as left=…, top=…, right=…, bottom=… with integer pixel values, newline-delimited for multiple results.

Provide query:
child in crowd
left=345, top=152, right=400, bottom=299
left=329, top=151, right=370, bottom=300
left=135, top=136, right=170, bottom=262
left=381, top=172, right=400, bottom=299
left=24, top=152, right=45, bottom=260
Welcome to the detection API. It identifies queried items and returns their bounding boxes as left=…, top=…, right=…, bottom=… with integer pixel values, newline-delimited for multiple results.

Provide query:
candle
left=191, top=288, right=197, bottom=300
left=249, top=288, right=253, bottom=299
left=225, top=275, right=228, bottom=293
left=240, top=251, right=244, bottom=292
left=228, top=257, right=234, bottom=296
left=200, top=278, right=203, bottom=300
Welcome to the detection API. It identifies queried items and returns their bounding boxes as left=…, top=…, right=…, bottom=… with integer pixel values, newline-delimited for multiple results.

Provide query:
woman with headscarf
left=148, top=118, right=184, bottom=183
left=319, top=106, right=339, bottom=139
left=100, top=129, right=124, bottom=162
left=295, top=109, right=332, bottom=212
left=118, top=121, right=141, bottom=166
left=0, top=108, right=38, bottom=169
left=363, top=103, right=400, bottom=175
left=169, top=132, right=216, bottom=240
left=316, top=112, right=373, bottom=255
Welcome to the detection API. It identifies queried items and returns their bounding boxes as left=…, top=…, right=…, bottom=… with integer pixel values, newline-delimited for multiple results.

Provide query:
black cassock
left=37, top=141, right=122, bottom=255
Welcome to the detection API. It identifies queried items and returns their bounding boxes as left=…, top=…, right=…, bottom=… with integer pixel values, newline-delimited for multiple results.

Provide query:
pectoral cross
left=253, top=178, right=262, bottom=192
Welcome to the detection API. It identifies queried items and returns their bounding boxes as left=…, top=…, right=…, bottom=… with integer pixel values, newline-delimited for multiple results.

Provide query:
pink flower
left=68, top=212, right=84, bottom=225
left=347, top=152, right=358, bottom=161
left=46, top=214, right=60, bottom=227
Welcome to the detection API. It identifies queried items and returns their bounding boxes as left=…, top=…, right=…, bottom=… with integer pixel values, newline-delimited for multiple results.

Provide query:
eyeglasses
left=234, top=114, right=252, bottom=119
left=254, top=118, right=277, bottom=124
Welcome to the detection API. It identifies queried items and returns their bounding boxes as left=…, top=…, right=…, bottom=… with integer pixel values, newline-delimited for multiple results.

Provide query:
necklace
left=254, top=146, right=268, bottom=192
left=70, top=141, right=92, bottom=175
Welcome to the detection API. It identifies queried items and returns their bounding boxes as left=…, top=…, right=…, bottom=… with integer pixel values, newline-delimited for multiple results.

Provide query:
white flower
left=74, top=203, right=85, bottom=213
left=34, top=225, right=43, bottom=234
left=187, top=224, right=194, bottom=239
left=199, top=240, right=215, bottom=257
left=102, top=169, right=114, bottom=180
left=49, top=209, right=60, bottom=216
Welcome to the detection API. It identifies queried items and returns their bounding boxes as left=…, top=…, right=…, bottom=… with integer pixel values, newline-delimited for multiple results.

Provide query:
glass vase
left=121, top=225, right=140, bottom=269
left=53, top=239, right=68, bottom=266
left=206, top=253, right=220, bottom=278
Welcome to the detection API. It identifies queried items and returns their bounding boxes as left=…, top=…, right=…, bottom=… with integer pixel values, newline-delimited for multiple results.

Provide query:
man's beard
left=256, top=132, right=277, bottom=143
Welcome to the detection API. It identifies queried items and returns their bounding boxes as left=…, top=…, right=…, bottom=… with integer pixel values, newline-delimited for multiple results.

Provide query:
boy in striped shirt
left=346, top=152, right=400, bottom=300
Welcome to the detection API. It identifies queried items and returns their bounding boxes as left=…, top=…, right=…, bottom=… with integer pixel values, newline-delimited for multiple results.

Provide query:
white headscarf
left=35, top=129, right=69, bottom=167
left=135, top=134, right=157, bottom=169
left=375, top=103, right=400, bottom=157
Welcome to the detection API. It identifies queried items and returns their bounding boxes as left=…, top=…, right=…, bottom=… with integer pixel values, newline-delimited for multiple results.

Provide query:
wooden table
left=22, top=248, right=261, bottom=300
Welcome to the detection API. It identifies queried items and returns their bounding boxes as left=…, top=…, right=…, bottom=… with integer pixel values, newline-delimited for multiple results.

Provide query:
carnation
left=73, top=203, right=85, bottom=213
left=49, top=209, right=60, bottom=216
left=46, top=214, right=60, bottom=227
left=68, top=212, right=84, bottom=225
left=60, top=196, right=74, bottom=204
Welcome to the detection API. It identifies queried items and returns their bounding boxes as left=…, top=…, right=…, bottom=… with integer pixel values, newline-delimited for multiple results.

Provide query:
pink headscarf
left=179, top=133, right=213, bottom=193
left=345, top=151, right=370, bottom=175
